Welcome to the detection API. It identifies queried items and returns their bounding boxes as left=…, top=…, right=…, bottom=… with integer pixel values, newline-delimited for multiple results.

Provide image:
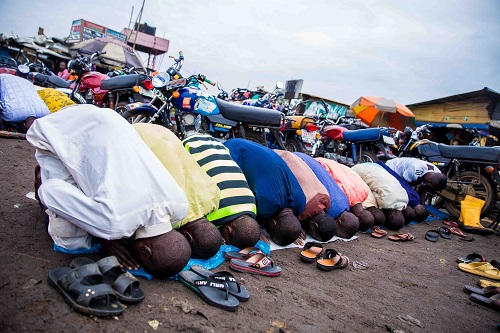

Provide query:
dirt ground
left=1, top=136, right=499, bottom=333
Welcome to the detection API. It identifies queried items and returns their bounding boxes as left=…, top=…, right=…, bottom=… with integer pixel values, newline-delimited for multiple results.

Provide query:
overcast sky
left=1, top=0, right=499, bottom=105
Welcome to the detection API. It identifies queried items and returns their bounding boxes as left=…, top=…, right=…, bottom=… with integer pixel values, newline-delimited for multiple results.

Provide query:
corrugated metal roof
left=407, top=87, right=500, bottom=107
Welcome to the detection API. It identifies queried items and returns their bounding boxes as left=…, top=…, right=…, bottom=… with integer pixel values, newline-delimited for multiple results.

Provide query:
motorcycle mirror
left=216, top=82, right=222, bottom=90
left=275, top=81, right=284, bottom=89
left=152, top=72, right=170, bottom=88
left=17, top=64, right=30, bottom=74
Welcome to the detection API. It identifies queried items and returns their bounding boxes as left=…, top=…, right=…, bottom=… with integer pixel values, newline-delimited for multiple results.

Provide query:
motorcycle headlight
left=182, top=113, right=196, bottom=126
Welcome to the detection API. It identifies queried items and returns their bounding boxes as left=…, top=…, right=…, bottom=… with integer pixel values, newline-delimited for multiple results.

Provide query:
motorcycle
left=311, top=113, right=397, bottom=165
left=396, top=124, right=500, bottom=218
left=121, top=53, right=286, bottom=148
left=68, top=52, right=153, bottom=112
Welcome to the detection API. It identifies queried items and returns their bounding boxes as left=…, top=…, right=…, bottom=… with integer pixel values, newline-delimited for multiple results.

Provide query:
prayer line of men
left=29, top=105, right=447, bottom=278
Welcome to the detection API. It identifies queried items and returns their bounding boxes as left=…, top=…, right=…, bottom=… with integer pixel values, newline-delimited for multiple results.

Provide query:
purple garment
left=294, top=152, right=349, bottom=219
left=377, top=161, right=420, bottom=207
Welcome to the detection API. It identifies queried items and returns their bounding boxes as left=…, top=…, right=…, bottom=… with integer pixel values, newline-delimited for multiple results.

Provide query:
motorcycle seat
left=216, top=98, right=282, bottom=126
left=100, top=74, right=146, bottom=90
left=33, top=73, right=49, bottom=85
left=48, top=75, right=70, bottom=88
left=438, top=144, right=500, bottom=163
left=343, top=128, right=387, bottom=142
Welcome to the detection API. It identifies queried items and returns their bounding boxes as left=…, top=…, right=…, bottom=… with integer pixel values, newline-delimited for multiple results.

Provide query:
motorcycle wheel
left=115, top=100, right=130, bottom=115
left=443, top=170, right=496, bottom=219
left=121, top=110, right=153, bottom=124
left=285, top=137, right=306, bottom=153
left=239, top=130, right=267, bottom=146
left=358, top=150, right=379, bottom=163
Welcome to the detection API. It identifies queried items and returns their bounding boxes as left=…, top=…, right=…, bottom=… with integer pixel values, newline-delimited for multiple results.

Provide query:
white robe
left=26, top=104, right=188, bottom=249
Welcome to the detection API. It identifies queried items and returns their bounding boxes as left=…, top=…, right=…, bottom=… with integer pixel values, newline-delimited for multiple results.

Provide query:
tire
left=115, top=100, right=130, bottom=115
left=285, top=136, right=306, bottom=153
left=443, top=170, right=497, bottom=219
left=358, top=150, right=379, bottom=163
left=121, top=110, right=154, bottom=124
left=239, top=130, right=267, bottom=146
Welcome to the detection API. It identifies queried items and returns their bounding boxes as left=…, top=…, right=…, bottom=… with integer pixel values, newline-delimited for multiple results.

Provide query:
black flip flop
left=425, top=230, right=440, bottom=242
left=456, top=253, right=486, bottom=264
left=190, top=265, right=250, bottom=301
left=438, top=226, right=452, bottom=239
left=464, top=285, right=500, bottom=296
left=71, top=256, right=145, bottom=303
left=178, top=270, right=239, bottom=311
left=48, top=263, right=124, bottom=317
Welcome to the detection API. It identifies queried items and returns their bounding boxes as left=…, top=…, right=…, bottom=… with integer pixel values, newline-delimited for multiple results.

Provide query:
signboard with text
left=68, top=19, right=127, bottom=43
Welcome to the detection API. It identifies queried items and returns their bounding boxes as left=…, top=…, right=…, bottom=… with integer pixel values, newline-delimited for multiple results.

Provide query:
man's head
left=59, top=61, right=66, bottom=70
left=265, top=208, right=302, bottom=246
left=383, top=209, right=405, bottom=231
left=423, top=173, right=447, bottom=192
left=366, top=206, right=385, bottom=227
left=219, top=214, right=260, bottom=249
left=178, top=217, right=222, bottom=259
left=402, top=206, right=416, bottom=224
left=413, top=204, right=429, bottom=222
left=20, top=117, right=36, bottom=134
left=350, top=203, right=375, bottom=232
left=132, top=230, right=191, bottom=279
left=335, top=211, right=359, bottom=239
left=302, top=212, right=336, bottom=242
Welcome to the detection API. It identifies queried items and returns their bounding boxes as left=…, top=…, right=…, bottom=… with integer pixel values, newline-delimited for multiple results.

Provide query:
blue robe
left=294, top=152, right=350, bottom=219
left=223, top=139, right=306, bottom=220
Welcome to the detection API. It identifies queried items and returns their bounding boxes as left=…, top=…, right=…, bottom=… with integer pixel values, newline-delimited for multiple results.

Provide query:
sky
left=1, top=0, right=499, bottom=105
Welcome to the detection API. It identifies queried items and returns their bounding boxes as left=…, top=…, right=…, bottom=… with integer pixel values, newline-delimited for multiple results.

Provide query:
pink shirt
left=315, top=158, right=370, bottom=207
left=275, top=150, right=330, bottom=221
left=57, top=69, right=69, bottom=80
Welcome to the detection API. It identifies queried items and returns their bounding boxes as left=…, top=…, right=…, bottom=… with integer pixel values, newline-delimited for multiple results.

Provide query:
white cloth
left=0, top=73, right=49, bottom=122
left=352, top=163, right=408, bottom=210
left=385, top=157, right=440, bottom=184
left=26, top=105, right=188, bottom=250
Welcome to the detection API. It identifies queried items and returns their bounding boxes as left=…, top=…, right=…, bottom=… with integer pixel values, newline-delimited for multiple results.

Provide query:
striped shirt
left=183, top=135, right=257, bottom=227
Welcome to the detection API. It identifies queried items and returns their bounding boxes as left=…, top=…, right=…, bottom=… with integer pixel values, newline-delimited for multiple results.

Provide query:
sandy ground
left=1, top=137, right=499, bottom=333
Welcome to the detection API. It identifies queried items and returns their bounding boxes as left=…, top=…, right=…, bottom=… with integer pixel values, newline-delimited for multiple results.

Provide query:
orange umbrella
left=350, top=96, right=415, bottom=131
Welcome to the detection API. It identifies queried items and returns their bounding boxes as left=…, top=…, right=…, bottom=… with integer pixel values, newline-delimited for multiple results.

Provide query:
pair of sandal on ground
left=178, top=265, right=250, bottom=311
left=425, top=225, right=473, bottom=242
left=463, top=282, right=500, bottom=313
left=48, top=256, right=145, bottom=317
left=370, top=226, right=414, bottom=242
left=299, top=242, right=349, bottom=270
left=224, top=247, right=282, bottom=277
left=457, top=253, right=500, bottom=281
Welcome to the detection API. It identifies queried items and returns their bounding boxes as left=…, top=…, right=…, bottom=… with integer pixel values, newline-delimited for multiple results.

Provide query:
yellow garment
left=459, top=195, right=485, bottom=228
left=37, top=88, right=75, bottom=113
left=134, top=124, right=220, bottom=229
left=478, top=279, right=500, bottom=288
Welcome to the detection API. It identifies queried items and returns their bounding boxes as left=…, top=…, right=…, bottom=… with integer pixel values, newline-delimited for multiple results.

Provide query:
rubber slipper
left=464, top=285, right=500, bottom=296
left=491, top=260, right=500, bottom=270
left=469, top=293, right=500, bottom=312
left=458, top=262, right=500, bottom=280
left=48, top=263, right=124, bottom=317
left=388, top=233, right=415, bottom=242
left=456, top=253, right=486, bottom=264
left=443, top=221, right=460, bottom=228
left=370, top=226, right=388, bottom=238
left=229, top=253, right=282, bottom=277
left=438, top=226, right=452, bottom=239
left=299, top=242, right=324, bottom=263
left=71, top=256, right=145, bottom=303
left=224, top=247, right=263, bottom=261
left=425, top=230, right=440, bottom=242
left=316, top=249, right=349, bottom=271
left=178, top=270, right=239, bottom=311
left=189, top=265, right=250, bottom=302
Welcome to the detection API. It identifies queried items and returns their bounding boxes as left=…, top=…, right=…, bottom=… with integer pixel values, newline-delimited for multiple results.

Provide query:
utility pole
left=132, top=0, right=145, bottom=50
